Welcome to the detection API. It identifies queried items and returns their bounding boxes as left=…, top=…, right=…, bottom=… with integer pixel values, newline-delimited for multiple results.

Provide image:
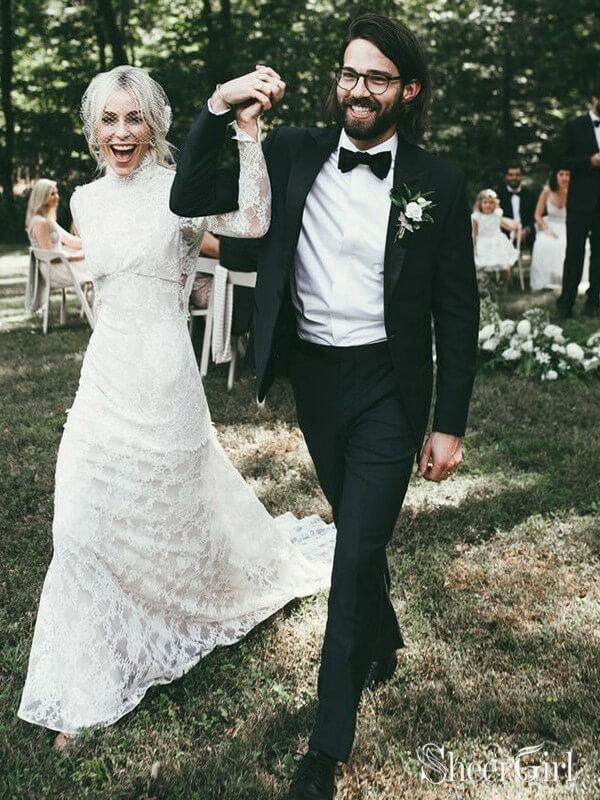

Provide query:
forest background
left=0, top=0, right=598, bottom=241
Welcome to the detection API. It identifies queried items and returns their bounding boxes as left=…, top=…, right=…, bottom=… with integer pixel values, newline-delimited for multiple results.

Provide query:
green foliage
left=1, top=0, right=598, bottom=241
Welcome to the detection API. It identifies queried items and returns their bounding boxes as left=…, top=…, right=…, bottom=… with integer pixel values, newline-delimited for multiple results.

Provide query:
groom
left=171, top=14, right=479, bottom=799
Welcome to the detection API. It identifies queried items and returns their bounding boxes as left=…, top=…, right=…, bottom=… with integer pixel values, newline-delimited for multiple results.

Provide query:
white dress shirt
left=292, top=129, right=398, bottom=346
left=507, top=185, right=522, bottom=225
left=589, top=110, right=600, bottom=151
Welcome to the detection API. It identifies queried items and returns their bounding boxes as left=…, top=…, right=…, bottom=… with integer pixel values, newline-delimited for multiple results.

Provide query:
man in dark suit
left=555, top=95, right=600, bottom=318
left=171, top=14, right=479, bottom=799
left=497, top=162, right=537, bottom=248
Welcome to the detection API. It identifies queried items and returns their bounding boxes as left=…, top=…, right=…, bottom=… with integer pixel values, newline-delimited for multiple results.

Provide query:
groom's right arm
left=171, top=68, right=284, bottom=219
left=170, top=104, right=241, bottom=218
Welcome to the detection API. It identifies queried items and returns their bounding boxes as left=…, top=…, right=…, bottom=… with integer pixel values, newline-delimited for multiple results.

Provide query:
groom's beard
left=333, top=92, right=404, bottom=141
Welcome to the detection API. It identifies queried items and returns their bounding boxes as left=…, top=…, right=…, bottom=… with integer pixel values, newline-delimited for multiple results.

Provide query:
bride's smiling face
left=99, top=88, right=152, bottom=176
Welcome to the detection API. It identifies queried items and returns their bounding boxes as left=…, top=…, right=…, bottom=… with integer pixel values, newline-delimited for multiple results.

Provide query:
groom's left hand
left=417, top=432, right=463, bottom=482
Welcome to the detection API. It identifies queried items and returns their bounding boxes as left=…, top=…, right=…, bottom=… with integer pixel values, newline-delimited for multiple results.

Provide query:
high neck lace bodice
left=103, top=154, right=160, bottom=185
left=70, top=122, right=271, bottom=290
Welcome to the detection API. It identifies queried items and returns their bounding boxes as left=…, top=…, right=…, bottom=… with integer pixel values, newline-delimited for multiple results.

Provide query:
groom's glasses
left=335, top=68, right=402, bottom=95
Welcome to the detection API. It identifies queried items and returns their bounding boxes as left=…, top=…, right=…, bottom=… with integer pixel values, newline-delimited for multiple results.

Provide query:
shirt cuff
left=207, top=97, right=231, bottom=116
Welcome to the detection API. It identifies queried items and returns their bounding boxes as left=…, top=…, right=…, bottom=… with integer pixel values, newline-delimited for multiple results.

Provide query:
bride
left=18, top=65, right=334, bottom=748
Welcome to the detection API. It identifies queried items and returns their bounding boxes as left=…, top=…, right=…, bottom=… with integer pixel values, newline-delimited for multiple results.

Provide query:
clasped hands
left=210, top=65, right=286, bottom=138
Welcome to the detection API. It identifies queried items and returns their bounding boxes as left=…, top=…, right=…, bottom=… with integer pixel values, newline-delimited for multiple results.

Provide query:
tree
left=2, top=0, right=599, bottom=243
left=96, top=0, right=128, bottom=66
left=0, top=0, right=17, bottom=235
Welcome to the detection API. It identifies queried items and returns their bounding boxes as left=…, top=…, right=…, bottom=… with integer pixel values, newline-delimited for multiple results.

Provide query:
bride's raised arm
left=203, top=118, right=271, bottom=238
left=171, top=67, right=285, bottom=239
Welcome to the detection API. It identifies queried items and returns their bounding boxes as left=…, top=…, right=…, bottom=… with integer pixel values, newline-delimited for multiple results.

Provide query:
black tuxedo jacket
left=497, top=184, right=537, bottom=240
left=170, top=107, right=480, bottom=443
left=555, top=114, right=600, bottom=212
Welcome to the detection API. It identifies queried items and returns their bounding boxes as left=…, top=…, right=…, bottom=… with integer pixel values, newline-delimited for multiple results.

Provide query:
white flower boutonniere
left=390, top=184, right=435, bottom=240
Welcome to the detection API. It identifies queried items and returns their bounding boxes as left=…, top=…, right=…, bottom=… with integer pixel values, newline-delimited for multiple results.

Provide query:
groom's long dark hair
left=325, top=13, right=431, bottom=142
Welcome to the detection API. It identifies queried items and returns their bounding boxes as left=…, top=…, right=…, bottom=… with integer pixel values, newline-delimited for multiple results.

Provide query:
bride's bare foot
left=53, top=732, right=71, bottom=752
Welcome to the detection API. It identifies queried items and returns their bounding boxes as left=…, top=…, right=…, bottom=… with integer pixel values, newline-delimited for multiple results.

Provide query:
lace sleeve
left=203, top=121, right=271, bottom=238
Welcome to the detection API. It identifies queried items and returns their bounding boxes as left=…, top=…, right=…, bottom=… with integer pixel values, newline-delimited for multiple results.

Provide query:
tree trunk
left=220, top=0, right=231, bottom=28
left=0, top=0, right=17, bottom=238
left=93, top=14, right=107, bottom=72
left=219, top=0, right=234, bottom=78
left=96, top=0, right=128, bottom=66
left=202, top=0, right=220, bottom=87
left=500, top=36, right=514, bottom=161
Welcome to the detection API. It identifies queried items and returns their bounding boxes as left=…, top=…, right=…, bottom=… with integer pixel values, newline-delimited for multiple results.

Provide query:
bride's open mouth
left=108, top=143, right=139, bottom=164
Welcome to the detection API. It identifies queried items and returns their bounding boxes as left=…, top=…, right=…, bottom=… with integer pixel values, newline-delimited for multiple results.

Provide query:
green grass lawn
left=1, top=273, right=599, bottom=799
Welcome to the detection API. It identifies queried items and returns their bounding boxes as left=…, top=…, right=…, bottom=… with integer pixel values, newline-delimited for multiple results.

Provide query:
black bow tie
left=338, top=147, right=392, bottom=180
left=509, top=189, right=521, bottom=195
left=594, top=119, right=600, bottom=127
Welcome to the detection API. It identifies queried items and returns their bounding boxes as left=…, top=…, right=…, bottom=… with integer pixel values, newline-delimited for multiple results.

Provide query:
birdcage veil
left=80, top=65, right=174, bottom=170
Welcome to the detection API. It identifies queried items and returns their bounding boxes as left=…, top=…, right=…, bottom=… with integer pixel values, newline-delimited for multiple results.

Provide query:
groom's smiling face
left=334, top=38, right=407, bottom=150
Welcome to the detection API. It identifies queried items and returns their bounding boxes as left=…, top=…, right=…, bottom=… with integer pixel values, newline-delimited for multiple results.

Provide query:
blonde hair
left=80, top=65, right=174, bottom=171
left=25, top=178, right=57, bottom=229
left=474, top=188, right=500, bottom=213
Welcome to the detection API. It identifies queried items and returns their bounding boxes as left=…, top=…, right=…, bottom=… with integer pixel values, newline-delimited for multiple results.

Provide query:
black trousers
left=290, top=338, right=417, bottom=763
left=558, top=203, right=600, bottom=312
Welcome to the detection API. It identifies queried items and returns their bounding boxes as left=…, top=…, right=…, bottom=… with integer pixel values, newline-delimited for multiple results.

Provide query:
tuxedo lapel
left=285, top=127, right=340, bottom=267
left=384, top=140, right=428, bottom=312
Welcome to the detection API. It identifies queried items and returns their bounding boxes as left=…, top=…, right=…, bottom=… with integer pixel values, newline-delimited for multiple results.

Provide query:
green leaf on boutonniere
left=389, top=189, right=403, bottom=208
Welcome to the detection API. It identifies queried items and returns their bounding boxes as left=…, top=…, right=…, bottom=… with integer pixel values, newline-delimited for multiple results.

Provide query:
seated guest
left=190, top=231, right=219, bottom=309
left=497, top=162, right=537, bottom=248
left=27, top=179, right=82, bottom=254
left=26, top=178, right=92, bottom=283
left=530, top=169, right=590, bottom=291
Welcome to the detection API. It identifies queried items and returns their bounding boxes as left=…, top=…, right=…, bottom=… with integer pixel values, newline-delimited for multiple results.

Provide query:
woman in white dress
left=530, top=169, right=590, bottom=292
left=25, top=179, right=93, bottom=312
left=18, top=65, right=334, bottom=749
left=471, top=189, right=519, bottom=282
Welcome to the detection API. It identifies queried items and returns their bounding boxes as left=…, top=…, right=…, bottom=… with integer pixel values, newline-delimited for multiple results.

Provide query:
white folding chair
left=186, top=262, right=257, bottom=389
left=30, top=247, right=94, bottom=334
left=225, top=270, right=257, bottom=390
left=185, top=257, right=218, bottom=379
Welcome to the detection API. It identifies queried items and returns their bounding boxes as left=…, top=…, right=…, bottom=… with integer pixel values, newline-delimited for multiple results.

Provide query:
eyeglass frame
left=334, top=68, right=403, bottom=95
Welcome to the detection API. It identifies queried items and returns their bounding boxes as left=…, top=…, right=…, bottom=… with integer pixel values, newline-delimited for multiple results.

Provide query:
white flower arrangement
left=478, top=299, right=600, bottom=381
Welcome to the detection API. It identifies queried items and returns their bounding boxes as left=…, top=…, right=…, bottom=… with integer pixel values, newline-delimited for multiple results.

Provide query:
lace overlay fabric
left=18, top=133, right=334, bottom=734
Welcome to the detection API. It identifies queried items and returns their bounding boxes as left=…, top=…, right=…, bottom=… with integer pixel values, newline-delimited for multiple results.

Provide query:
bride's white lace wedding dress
left=18, top=126, right=335, bottom=735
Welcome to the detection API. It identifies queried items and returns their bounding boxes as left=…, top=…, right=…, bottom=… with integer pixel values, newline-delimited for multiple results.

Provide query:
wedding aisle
left=1, top=283, right=598, bottom=799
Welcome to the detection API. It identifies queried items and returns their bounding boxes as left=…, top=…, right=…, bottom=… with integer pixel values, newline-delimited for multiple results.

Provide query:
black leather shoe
left=365, top=651, right=398, bottom=689
left=288, top=750, right=339, bottom=800
left=583, top=305, right=600, bottom=319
